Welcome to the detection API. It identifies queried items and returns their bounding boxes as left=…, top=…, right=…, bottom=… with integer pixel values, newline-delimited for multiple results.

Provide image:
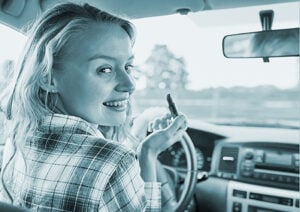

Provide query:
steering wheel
left=130, top=107, right=198, bottom=211
left=159, top=131, right=198, bottom=212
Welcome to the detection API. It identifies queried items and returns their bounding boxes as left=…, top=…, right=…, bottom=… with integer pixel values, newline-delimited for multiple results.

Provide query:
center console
left=211, top=141, right=300, bottom=212
left=227, top=181, right=299, bottom=212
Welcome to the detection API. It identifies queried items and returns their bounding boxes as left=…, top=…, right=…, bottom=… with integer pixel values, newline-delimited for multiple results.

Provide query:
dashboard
left=158, top=127, right=224, bottom=172
left=159, top=124, right=300, bottom=212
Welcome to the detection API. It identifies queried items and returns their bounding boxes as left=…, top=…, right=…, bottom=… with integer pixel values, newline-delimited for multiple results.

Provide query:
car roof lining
left=0, top=0, right=298, bottom=32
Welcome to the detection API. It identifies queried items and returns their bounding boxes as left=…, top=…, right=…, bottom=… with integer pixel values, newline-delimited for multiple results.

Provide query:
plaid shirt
left=4, top=113, right=161, bottom=211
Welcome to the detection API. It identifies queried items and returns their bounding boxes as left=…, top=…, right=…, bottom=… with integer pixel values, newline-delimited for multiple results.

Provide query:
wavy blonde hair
left=0, top=2, right=136, bottom=203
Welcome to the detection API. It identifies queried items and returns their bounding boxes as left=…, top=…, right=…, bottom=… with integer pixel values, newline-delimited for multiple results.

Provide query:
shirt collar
left=39, top=113, right=104, bottom=138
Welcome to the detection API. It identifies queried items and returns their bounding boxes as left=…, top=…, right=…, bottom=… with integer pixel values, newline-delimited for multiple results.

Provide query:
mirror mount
left=260, top=10, right=274, bottom=31
left=259, top=10, right=274, bottom=62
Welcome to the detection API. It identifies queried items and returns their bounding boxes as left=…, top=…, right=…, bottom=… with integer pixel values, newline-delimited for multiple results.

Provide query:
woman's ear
left=38, top=73, right=58, bottom=93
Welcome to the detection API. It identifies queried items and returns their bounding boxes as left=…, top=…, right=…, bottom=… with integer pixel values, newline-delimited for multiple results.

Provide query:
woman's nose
left=115, top=70, right=135, bottom=94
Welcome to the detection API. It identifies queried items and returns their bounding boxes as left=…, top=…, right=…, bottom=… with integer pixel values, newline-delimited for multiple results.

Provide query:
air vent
left=219, top=146, right=239, bottom=173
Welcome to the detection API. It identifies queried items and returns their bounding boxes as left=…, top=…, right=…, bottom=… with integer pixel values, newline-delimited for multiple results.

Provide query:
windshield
left=130, top=2, right=299, bottom=129
left=0, top=2, right=299, bottom=131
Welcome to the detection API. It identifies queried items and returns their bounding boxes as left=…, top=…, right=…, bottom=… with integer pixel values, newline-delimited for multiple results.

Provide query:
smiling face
left=52, top=22, right=135, bottom=126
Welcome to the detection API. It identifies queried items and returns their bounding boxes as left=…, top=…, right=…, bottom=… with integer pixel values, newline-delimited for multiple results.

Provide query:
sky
left=0, top=2, right=299, bottom=91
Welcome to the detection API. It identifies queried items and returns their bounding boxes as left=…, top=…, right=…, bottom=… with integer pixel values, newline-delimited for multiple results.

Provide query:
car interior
left=0, top=0, right=299, bottom=212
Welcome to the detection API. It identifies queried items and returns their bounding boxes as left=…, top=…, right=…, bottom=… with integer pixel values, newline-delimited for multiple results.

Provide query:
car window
left=131, top=2, right=299, bottom=129
left=0, top=24, right=26, bottom=145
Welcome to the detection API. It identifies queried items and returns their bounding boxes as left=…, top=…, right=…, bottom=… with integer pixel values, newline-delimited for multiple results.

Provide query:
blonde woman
left=0, top=3, right=187, bottom=211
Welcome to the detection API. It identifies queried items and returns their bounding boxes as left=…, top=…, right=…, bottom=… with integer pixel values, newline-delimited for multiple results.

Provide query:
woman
left=0, top=2, right=186, bottom=211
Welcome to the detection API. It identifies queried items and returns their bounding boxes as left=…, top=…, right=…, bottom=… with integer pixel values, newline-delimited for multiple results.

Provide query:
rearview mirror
left=223, top=28, right=299, bottom=58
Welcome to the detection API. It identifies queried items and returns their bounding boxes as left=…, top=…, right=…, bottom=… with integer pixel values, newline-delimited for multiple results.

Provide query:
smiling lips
left=103, top=99, right=128, bottom=111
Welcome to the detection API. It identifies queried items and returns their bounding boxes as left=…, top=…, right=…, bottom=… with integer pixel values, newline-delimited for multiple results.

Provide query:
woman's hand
left=138, top=114, right=187, bottom=182
left=147, top=113, right=173, bottom=132
left=139, top=114, right=187, bottom=157
left=131, top=107, right=168, bottom=142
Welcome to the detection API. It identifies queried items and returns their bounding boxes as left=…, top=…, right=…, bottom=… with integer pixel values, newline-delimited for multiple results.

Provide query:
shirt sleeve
left=144, top=182, right=161, bottom=211
left=100, top=152, right=161, bottom=211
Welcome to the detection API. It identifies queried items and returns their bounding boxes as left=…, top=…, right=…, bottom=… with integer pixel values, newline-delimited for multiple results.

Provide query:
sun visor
left=0, top=0, right=41, bottom=32
left=1, top=0, right=26, bottom=16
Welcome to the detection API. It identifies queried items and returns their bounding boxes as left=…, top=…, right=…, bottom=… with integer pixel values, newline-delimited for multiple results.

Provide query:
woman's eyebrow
left=128, top=55, right=135, bottom=61
left=88, top=54, right=135, bottom=61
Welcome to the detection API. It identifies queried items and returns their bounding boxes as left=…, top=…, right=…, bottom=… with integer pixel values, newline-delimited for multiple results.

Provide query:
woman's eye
left=125, top=64, right=135, bottom=74
left=97, top=67, right=112, bottom=74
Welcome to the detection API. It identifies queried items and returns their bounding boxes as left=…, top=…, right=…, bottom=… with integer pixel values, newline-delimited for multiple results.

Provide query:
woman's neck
left=98, top=125, right=114, bottom=139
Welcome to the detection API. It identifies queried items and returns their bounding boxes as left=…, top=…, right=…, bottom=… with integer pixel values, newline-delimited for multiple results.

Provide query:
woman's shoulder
left=28, top=131, right=136, bottom=162
left=86, top=136, right=137, bottom=164
left=9, top=134, right=139, bottom=211
left=19, top=134, right=138, bottom=202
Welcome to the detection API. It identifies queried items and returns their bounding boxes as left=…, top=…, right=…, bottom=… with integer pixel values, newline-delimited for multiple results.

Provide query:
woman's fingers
left=164, top=114, right=187, bottom=137
left=148, top=113, right=172, bottom=131
left=157, top=115, right=187, bottom=151
left=141, top=114, right=188, bottom=155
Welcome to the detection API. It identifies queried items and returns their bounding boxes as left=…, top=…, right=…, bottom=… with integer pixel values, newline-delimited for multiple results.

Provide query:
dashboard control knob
left=245, top=151, right=254, bottom=160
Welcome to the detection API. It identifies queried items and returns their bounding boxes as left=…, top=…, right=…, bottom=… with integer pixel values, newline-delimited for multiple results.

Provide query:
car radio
left=227, top=181, right=299, bottom=212
left=215, top=143, right=299, bottom=190
left=239, top=147, right=299, bottom=190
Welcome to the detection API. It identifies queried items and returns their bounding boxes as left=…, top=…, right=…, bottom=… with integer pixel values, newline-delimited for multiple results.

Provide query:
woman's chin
left=100, top=113, right=127, bottom=126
